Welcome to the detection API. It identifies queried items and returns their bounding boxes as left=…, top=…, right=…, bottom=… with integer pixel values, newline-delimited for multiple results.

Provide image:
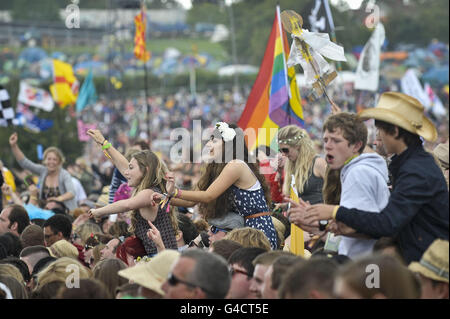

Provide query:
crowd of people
left=0, top=88, right=449, bottom=300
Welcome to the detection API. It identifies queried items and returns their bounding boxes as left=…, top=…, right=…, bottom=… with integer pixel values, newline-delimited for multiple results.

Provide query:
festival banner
left=18, top=81, right=55, bottom=112
left=354, top=23, right=385, bottom=92
left=77, top=119, right=97, bottom=142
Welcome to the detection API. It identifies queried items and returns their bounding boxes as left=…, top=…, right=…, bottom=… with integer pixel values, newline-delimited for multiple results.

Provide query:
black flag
left=301, top=0, right=335, bottom=34
left=0, top=85, right=15, bottom=127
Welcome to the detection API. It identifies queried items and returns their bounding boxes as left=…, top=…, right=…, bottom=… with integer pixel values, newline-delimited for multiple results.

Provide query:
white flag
left=400, top=69, right=431, bottom=110
left=354, top=23, right=385, bottom=91
left=424, top=83, right=447, bottom=117
left=18, top=81, right=54, bottom=112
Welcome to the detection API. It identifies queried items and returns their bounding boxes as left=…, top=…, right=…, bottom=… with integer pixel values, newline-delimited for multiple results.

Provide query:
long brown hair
left=196, top=124, right=271, bottom=220
left=322, top=167, right=341, bottom=205
left=128, top=150, right=178, bottom=233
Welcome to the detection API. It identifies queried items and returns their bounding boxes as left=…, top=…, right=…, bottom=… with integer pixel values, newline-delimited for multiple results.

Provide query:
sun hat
left=433, top=143, right=449, bottom=170
left=358, top=92, right=438, bottom=142
left=118, top=249, right=180, bottom=296
left=408, top=239, right=449, bottom=283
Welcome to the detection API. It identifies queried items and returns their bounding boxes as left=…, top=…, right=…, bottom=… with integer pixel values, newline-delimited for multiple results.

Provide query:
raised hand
left=9, top=132, right=18, bottom=146
left=1, top=183, right=12, bottom=196
left=165, top=172, right=176, bottom=196
left=86, top=129, right=106, bottom=145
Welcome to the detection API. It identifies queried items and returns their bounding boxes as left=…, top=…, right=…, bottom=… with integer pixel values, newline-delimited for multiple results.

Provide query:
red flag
left=134, top=7, right=150, bottom=62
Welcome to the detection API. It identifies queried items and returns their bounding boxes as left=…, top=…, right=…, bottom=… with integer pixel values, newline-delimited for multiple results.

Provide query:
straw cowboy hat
left=118, top=249, right=180, bottom=296
left=358, top=92, right=438, bottom=142
left=409, top=239, right=449, bottom=283
left=433, top=143, right=449, bottom=170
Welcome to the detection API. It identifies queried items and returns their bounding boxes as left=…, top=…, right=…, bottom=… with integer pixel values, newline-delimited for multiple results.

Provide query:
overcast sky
left=175, top=0, right=365, bottom=10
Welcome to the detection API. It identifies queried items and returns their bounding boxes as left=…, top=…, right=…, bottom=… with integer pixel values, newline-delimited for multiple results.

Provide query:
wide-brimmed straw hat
left=433, top=143, right=449, bottom=170
left=118, top=249, right=180, bottom=296
left=358, top=92, right=437, bottom=142
left=408, top=239, right=449, bottom=283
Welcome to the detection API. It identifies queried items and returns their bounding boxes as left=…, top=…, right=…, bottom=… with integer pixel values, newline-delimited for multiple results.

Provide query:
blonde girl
left=278, top=125, right=327, bottom=204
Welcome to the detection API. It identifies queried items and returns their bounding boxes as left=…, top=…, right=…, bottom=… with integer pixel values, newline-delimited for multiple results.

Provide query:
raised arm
left=167, top=161, right=243, bottom=203
left=86, top=129, right=129, bottom=175
left=9, top=133, right=46, bottom=175
left=9, top=133, right=25, bottom=162
left=88, top=189, right=157, bottom=220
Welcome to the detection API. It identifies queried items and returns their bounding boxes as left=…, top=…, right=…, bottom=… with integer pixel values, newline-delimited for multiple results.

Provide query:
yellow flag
left=289, top=175, right=304, bottom=256
left=49, top=59, right=79, bottom=108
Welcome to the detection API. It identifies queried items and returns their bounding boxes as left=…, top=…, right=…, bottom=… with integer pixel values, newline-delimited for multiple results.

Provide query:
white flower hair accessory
left=215, top=122, right=236, bottom=142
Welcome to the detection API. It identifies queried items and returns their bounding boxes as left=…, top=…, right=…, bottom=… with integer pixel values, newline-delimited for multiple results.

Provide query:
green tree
left=186, top=2, right=228, bottom=26
left=11, top=0, right=61, bottom=22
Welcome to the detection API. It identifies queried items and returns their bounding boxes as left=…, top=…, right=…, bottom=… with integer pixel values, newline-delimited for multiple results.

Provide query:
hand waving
left=9, top=132, right=18, bottom=146
left=86, top=129, right=106, bottom=145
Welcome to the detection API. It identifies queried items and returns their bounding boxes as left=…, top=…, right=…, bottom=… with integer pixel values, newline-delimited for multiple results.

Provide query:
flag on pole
left=49, top=59, right=79, bottom=108
left=400, top=69, right=432, bottom=110
left=289, top=175, right=304, bottom=257
left=77, top=120, right=97, bottom=141
left=425, top=83, right=447, bottom=117
left=238, top=6, right=303, bottom=151
left=134, top=6, right=151, bottom=62
left=354, top=23, right=385, bottom=92
left=302, top=0, right=334, bottom=33
left=76, top=69, right=97, bottom=113
left=18, top=81, right=54, bottom=112
left=0, top=85, right=15, bottom=127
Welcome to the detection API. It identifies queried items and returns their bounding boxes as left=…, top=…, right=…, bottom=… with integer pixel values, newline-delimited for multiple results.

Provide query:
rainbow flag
left=238, top=6, right=304, bottom=151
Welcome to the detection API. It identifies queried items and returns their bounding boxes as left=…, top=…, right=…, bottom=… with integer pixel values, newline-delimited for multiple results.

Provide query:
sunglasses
left=84, top=244, right=95, bottom=250
left=167, top=272, right=198, bottom=289
left=229, top=266, right=251, bottom=279
left=279, top=148, right=290, bottom=154
left=210, top=225, right=231, bottom=234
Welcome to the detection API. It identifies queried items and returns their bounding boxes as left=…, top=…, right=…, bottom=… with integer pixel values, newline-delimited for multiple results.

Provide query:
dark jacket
left=336, top=144, right=449, bottom=264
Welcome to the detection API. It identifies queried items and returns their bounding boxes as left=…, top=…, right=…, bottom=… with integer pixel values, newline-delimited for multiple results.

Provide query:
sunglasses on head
left=210, top=225, right=231, bottom=234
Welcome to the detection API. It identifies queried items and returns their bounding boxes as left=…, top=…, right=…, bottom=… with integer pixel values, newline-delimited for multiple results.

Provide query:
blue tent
left=18, top=47, right=48, bottom=63
left=422, top=67, right=449, bottom=85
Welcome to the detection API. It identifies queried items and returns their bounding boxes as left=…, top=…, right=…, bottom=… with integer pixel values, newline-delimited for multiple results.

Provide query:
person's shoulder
left=227, top=159, right=247, bottom=168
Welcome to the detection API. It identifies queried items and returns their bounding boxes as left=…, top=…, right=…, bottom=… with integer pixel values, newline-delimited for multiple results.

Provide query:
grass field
left=1, top=37, right=230, bottom=62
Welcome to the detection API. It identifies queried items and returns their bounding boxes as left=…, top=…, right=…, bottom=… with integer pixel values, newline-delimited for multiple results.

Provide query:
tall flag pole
left=134, top=2, right=151, bottom=140
left=238, top=5, right=304, bottom=152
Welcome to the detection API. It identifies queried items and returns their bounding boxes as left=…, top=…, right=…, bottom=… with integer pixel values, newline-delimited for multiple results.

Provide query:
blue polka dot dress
left=231, top=184, right=278, bottom=250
